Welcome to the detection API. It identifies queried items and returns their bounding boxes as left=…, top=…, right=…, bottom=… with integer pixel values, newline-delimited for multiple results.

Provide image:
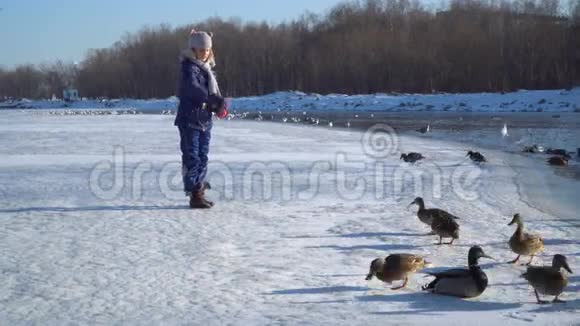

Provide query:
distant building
left=63, top=89, right=80, bottom=102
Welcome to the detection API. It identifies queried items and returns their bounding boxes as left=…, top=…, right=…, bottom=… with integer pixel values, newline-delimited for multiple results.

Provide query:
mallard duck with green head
left=422, top=246, right=493, bottom=298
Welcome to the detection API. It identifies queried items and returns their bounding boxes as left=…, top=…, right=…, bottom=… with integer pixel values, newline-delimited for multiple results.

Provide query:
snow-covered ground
left=2, top=87, right=579, bottom=113
left=0, top=111, right=578, bottom=325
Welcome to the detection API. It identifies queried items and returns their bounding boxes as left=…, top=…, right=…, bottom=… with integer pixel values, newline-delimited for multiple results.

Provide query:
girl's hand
left=207, top=94, right=228, bottom=118
left=207, top=94, right=224, bottom=112
left=216, top=98, right=229, bottom=119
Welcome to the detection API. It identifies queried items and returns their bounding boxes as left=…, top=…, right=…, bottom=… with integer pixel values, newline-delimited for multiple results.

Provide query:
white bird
left=502, top=123, right=509, bottom=137
left=417, top=123, right=430, bottom=134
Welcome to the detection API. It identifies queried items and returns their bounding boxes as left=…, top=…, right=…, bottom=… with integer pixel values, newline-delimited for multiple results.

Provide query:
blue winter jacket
left=174, top=57, right=213, bottom=130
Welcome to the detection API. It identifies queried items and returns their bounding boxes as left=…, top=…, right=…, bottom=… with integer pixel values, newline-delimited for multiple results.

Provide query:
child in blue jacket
left=174, top=29, right=227, bottom=209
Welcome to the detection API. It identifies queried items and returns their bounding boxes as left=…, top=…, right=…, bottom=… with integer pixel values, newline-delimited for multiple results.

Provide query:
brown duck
left=508, top=214, right=544, bottom=265
left=409, top=197, right=460, bottom=228
left=409, top=197, right=460, bottom=244
left=522, top=254, right=572, bottom=304
left=547, top=156, right=568, bottom=166
left=366, top=254, right=431, bottom=290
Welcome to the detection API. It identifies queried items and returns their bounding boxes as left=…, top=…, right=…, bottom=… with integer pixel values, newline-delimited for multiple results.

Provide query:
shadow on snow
left=359, top=292, right=522, bottom=315
left=267, top=286, right=368, bottom=295
left=0, top=205, right=188, bottom=213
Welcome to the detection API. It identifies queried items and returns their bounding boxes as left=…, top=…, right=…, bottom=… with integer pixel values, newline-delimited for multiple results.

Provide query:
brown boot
left=201, top=181, right=214, bottom=207
left=189, top=190, right=212, bottom=209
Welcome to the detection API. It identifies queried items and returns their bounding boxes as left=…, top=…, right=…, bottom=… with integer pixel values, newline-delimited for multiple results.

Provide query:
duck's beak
left=482, top=254, right=494, bottom=260
left=407, top=201, right=415, bottom=208
left=564, top=263, right=573, bottom=274
left=365, top=273, right=374, bottom=281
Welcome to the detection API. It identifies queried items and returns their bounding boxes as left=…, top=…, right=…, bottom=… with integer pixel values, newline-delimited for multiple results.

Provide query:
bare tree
left=1, top=0, right=578, bottom=99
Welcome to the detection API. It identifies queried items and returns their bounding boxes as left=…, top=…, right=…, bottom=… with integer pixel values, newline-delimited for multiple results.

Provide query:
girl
left=174, top=29, right=228, bottom=209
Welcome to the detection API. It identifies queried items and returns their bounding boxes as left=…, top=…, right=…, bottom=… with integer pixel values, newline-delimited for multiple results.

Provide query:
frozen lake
left=0, top=111, right=578, bottom=325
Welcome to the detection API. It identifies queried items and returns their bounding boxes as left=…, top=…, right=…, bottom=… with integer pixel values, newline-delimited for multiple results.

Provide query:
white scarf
left=181, top=49, right=221, bottom=96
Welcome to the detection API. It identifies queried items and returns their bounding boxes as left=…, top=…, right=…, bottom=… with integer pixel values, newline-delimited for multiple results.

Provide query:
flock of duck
left=523, top=145, right=574, bottom=166
left=369, top=149, right=573, bottom=304
left=400, top=150, right=487, bottom=164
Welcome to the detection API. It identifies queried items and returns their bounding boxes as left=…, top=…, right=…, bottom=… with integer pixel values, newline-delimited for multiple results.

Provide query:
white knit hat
left=188, top=29, right=213, bottom=49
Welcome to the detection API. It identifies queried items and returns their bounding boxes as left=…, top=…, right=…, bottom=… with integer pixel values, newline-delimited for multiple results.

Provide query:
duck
left=522, top=254, right=573, bottom=304
left=422, top=246, right=493, bottom=298
left=431, top=212, right=460, bottom=245
left=400, top=152, right=425, bottom=163
left=408, top=197, right=460, bottom=228
left=366, top=254, right=431, bottom=290
left=467, top=151, right=487, bottom=163
left=522, top=146, right=535, bottom=153
left=409, top=197, right=460, bottom=244
left=522, top=144, right=544, bottom=153
left=546, top=148, right=571, bottom=159
left=547, top=156, right=568, bottom=166
left=507, top=213, right=544, bottom=265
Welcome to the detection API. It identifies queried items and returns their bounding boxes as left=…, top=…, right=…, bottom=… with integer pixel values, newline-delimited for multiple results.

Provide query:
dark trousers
left=178, top=126, right=211, bottom=193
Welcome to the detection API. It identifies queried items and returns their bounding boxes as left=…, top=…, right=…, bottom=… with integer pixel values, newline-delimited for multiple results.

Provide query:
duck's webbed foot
left=391, top=278, right=408, bottom=290
left=552, top=296, right=566, bottom=303
left=525, top=255, right=535, bottom=266
left=535, top=290, right=548, bottom=304
left=508, top=255, right=520, bottom=264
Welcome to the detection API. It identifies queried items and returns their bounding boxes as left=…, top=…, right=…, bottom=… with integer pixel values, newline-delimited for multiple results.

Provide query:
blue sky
left=0, top=0, right=341, bottom=67
left=0, top=0, right=439, bottom=68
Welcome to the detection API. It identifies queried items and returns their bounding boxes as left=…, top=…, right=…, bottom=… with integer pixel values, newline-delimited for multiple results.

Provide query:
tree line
left=1, top=0, right=579, bottom=99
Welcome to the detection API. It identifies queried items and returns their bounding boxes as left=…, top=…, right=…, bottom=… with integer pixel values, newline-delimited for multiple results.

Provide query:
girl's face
left=194, top=48, right=211, bottom=62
